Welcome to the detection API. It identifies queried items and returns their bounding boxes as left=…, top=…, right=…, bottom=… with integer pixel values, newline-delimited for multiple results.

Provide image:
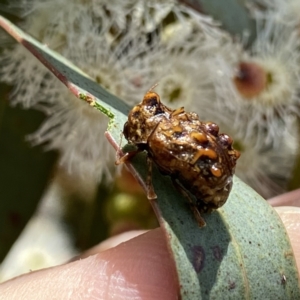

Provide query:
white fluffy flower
left=210, top=19, right=300, bottom=144
left=0, top=0, right=225, bottom=179
left=248, top=0, right=300, bottom=27
left=3, top=0, right=296, bottom=194
left=152, top=50, right=217, bottom=115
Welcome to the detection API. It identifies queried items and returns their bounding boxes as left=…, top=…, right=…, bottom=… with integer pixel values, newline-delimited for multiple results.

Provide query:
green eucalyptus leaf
left=0, top=15, right=299, bottom=299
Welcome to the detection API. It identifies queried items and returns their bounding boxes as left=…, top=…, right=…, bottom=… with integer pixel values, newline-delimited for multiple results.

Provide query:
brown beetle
left=117, top=88, right=240, bottom=227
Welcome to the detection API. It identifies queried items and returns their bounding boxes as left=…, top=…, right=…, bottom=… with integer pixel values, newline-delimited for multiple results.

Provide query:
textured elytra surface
left=123, top=90, right=240, bottom=220
left=0, top=15, right=299, bottom=300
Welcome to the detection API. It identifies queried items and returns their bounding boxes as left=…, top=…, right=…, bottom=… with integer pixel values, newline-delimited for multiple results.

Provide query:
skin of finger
left=268, top=189, right=300, bottom=207
left=0, top=228, right=178, bottom=300
left=275, top=207, right=300, bottom=276
left=82, top=230, right=147, bottom=256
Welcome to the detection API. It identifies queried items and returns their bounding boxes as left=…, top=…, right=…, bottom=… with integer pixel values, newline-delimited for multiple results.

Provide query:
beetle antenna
left=148, top=82, right=159, bottom=92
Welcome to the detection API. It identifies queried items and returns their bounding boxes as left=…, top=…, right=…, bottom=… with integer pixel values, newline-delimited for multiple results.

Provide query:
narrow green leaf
left=0, top=15, right=299, bottom=299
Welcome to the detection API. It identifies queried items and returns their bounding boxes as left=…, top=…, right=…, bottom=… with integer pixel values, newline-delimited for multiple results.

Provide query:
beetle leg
left=172, top=178, right=206, bottom=227
left=115, top=130, right=144, bottom=165
left=170, top=107, right=184, bottom=117
left=146, top=156, right=157, bottom=200
left=115, top=150, right=141, bottom=165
